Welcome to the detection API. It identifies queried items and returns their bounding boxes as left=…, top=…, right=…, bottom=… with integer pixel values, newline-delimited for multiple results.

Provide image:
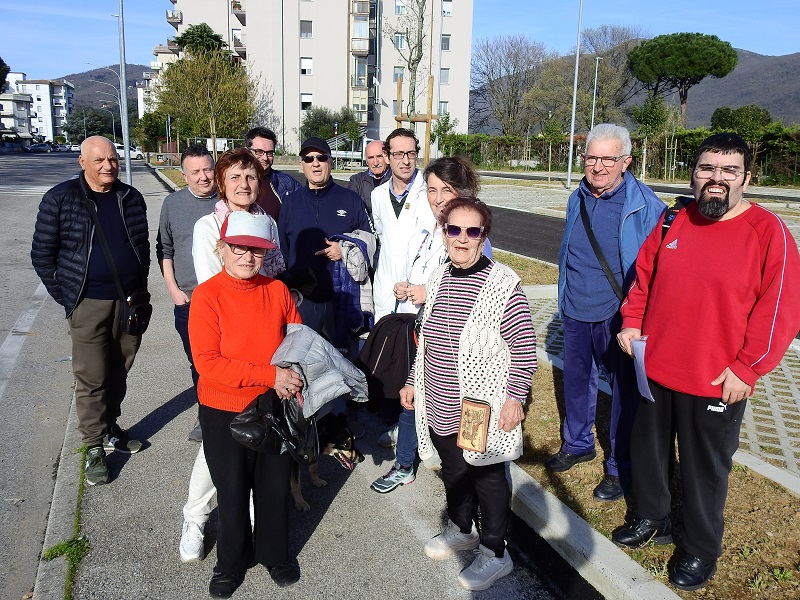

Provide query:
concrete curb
left=509, top=463, right=681, bottom=600
left=149, top=164, right=181, bottom=192
left=32, top=390, right=82, bottom=600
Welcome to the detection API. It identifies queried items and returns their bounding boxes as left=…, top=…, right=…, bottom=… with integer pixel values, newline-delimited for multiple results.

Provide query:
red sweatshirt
left=621, top=202, right=800, bottom=397
left=189, top=269, right=302, bottom=412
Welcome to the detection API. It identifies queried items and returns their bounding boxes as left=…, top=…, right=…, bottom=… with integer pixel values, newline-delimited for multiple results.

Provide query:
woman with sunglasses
left=189, top=210, right=304, bottom=597
left=398, top=199, right=537, bottom=591
left=371, top=156, right=490, bottom=492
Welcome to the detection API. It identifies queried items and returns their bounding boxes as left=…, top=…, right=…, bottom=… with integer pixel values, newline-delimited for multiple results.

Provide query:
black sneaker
left=209, top=571, right=244, bottom=598
left=103, top=424, right=142, bottom=454
left=269, top=558, right=300, bottom=587
left=85, top=445, right=109, bottom=486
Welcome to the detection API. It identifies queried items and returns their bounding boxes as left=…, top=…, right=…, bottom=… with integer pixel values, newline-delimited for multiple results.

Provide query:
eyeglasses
left=301, top=154, right=330, bottom=163
left=227, top=243, right=268, bottom=257
left=694, top=165, right=744, bottom=181
left=583, top=155, right=626, bottom=167
left=250, top=149, right=275, bottom=158
left=445, top=224, right=485, bottom=239
left=388, top=150, right=418, bottom=160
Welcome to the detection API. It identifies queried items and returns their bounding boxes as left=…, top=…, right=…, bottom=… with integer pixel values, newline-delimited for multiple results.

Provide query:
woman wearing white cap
left=189, top=210, right=304, bottom=597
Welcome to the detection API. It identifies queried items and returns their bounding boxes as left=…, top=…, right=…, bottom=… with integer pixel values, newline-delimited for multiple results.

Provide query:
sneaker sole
left=85, top=477, right=109, bottom=486
left=424, top=539, right=479, bottom=560
left=458, top=558, right=514, bottom=591
left=103, top=443, right=142, bottom=454
left=370, top=477, right=415, bottom=494
left=180, top=551, right=204, bottom=563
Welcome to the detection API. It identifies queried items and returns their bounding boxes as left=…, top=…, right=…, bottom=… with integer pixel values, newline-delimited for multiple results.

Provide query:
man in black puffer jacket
left=31, top=136, right=150, bottom=487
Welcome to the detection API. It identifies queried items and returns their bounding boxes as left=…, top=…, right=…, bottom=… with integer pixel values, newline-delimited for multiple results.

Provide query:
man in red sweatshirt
left=614, top=132, right=800, bottom=592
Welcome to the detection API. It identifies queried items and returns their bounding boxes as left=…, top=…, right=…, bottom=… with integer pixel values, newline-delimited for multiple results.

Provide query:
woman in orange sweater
left=189, top=210, right=303, bottom=598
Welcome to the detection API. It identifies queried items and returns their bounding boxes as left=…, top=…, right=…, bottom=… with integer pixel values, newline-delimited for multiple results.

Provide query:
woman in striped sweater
left=399, top=199, right=537, bottom=591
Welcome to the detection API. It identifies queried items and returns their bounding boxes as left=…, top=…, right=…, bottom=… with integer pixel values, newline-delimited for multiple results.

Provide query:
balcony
left=233, top=35, right=246, bottom=58
left=352, top=1, right=370, bottom=14
left=143, top=71, right=157, bottom=80
left=166, top=10, right=182, bottom=29
left=231, top=1, right=246, bottom=25
left=351, top=75, right=368, bottom=88
left=351, top=37, right=370, bottom=55
left=167, top=38, right=180, bottom=53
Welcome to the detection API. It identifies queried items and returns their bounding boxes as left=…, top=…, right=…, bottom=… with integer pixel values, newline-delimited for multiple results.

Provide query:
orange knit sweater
left=189, top=269, right=302, bottom=412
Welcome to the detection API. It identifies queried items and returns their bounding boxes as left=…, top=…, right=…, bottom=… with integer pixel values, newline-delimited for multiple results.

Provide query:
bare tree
left=471, top=35, right=551, bottom=136
left=581, top=25, right=648, bottom=110
left=384, top=0, right=428, bottom=118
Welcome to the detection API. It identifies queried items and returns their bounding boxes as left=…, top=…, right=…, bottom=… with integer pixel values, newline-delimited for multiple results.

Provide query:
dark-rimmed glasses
left=694, top=165, right=744, bottom=181
left=583, top=155, right=626, bottom=167
left=388, top=150, right=418, bottom=160
left=227, top=243, right=268, bottom=257
left=445, top=224, right=485, bottom=239
left=301, top=154, right=330, bottom=163
left=250, top=149, right=275, bottom=158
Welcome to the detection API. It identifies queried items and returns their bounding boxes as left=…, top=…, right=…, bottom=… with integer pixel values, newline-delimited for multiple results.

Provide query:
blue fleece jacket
left=279, top=179, right=370, bottom=302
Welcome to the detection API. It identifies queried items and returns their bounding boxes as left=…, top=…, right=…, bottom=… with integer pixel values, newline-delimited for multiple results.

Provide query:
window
left=353, top=57, right=368, bottom=87
left=393, top=66, right=405, bottom=82
left=441, top=34, right=451, bottom=51
left=300, top=20, right=313, bottom=38
left=395, top=0, right=406, bottom=15
left=38, top=117, right=43, bottom=122
left=438, top=101, right=449, bottom=115
left=300, top=57, right=312, bottom=75
left=440, top=68, right=450, bottom=85
left=353, top=15, right=368, bottom=38
left=37, top=96, right=41, bottom=101
left=300, top=93, right=313, bottom=110
left=394, top=32, right=406, bottom=49
left=442, top=0, right=452, bottom=16
left=392, top=100, right=398, bottom=116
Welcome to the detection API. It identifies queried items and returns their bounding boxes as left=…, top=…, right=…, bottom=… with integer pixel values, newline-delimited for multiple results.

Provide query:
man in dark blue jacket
left=245, top=126, right=301, bottom=221
left=31, top=136, right=150, bottom=487
left=279, top=136, right=371, bottom=348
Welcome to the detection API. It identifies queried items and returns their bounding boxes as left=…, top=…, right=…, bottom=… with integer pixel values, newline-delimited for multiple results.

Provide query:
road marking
left=0, top=284, right=50, bottom=402
left=0, top=185, right=52, bottom=197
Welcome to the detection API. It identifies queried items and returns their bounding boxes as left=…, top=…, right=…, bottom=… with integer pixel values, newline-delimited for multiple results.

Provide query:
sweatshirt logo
left=666, top=239, right=678, bottom=250
left=336, top=209, right=348, bottom=217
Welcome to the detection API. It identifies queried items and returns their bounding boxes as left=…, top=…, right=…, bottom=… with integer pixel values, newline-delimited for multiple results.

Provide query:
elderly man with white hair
left=545, top=124, right=665, bottom=503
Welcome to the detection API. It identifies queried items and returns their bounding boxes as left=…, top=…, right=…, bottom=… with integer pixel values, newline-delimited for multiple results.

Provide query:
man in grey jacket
left=348, top=139, right=390, bottom=227
left=157, top=145, right=218, bottom=438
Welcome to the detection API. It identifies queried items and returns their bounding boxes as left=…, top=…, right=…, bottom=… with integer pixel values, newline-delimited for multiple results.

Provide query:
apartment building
left=0, top=72, right=34, bottom=142
left=12, top=77, right=75, bottom=142
left=147, top=0, right=472, bottom=153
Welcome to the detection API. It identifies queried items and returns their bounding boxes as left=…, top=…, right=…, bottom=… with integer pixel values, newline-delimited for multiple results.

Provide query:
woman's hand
left=394, top=281, right=410, bottom=300
left=274, top=367, right=303, bottom=400
left=497, top=398, right=524, bottom=431
left=405, top=284, right=426, bottom=305
left=399, top=385, right=415, bottom=410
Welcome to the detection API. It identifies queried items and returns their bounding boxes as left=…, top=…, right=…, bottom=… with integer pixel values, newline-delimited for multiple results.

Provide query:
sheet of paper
left=630, top=336, right=655, bottom=402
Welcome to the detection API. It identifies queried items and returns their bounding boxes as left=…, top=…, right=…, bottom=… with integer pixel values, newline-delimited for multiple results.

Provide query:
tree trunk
left=640, top=136, right=647, bottom=181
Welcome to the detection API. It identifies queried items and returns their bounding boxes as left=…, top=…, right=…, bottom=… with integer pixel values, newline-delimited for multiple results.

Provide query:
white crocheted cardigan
left=414, top=261, right=524, bottom=466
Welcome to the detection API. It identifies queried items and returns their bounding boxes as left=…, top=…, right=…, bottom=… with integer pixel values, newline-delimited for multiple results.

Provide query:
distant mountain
left=58, top=64, right=148, bottom=110
left=684, top=50, right=800, bottom=127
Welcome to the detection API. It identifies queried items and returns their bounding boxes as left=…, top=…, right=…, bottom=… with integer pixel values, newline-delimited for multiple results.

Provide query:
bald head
left=79, top=136, right=120, bottom=192
left=365, top=140, right=388, bottom=178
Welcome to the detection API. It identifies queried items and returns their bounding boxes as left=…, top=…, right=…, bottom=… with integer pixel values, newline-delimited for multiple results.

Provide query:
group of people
left=30, top=121, right=800, bottom=596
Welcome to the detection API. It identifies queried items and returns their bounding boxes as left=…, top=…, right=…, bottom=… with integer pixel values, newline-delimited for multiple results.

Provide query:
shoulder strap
left=661, top=197, right=690, bottom=239
left=81, top=194, right=128, bottom=303
left=579, top=197, right=624, bottom=301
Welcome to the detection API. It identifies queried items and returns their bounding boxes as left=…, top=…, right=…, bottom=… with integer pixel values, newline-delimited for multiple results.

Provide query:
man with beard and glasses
left=613, top=133, right=800, bottom=592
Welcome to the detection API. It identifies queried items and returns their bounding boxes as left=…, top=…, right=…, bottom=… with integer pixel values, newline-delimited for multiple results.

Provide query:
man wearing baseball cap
left=278, top=136, right=371, bottom=347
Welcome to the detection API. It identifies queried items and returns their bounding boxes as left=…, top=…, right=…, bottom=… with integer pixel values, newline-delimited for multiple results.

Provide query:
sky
left=1, top=0, right=798, bottom=80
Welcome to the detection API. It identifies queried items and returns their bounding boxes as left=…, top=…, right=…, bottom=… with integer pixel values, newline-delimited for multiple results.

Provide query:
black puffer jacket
left=31, top=173, right=150, bottom=317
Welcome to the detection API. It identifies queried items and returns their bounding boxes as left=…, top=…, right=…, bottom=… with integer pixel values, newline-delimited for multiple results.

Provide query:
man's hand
left=393, top=281, right=410, bottom=300
left=274, top=367, right=303, bottom=400
left=169, top=288, right=189, bottom=306
left=399, top=385, right=415, bottom=410
left=711, top=367, right=752, bottom=404
left=616, top=327, right=642, bottom=357
left=498, top=399, right=524, bottom=431
left=314, top=238, right=342, bottom=262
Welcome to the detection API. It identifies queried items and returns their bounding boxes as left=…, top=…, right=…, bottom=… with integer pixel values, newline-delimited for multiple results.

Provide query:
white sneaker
left=458, top=545, right=514, bottom=591
left=179, top=520, right=205, bottom=563
left=377, top=424, right=398, bottom=448
left=424, top=520, right=480, bottom=559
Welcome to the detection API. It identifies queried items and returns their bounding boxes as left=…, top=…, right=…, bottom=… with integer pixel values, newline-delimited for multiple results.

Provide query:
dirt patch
left=518, top=362, right=800, bottom=598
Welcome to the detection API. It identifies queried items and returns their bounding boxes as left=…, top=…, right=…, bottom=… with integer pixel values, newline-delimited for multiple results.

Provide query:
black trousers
left=430, top=429, right=510, bottom=557
left=630, top=381, right=747, bottom=561
left=199, top=404, right=292, bottom=575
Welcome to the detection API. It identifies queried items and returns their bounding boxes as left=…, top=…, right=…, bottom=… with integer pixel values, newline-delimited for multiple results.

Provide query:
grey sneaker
left=179, top=520, right=205, bottom=563
left=424, top=520, right=480, bottom=559
left=370, top=463, right=414, bottom=493
left=103, top=424, right=142, bottom=454
left=377, top=424, right=398, bottom=448
left=85, top=445, right=109, bottom=486
left=187, top=419, right=203, bottom=443
left=458, top=545, right=514, bottom=591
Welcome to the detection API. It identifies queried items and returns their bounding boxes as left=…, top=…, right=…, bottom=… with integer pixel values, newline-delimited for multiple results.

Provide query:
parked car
left=69, top=144, right=81, bottom=152
left=56, top=144, right=70, bottom=152
left=23, top=143, right=52, bottom=153
left=114, top=143, right=145, bottom=159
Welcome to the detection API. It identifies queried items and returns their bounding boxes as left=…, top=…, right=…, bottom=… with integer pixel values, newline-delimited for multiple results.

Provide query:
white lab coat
left=371, top=170, right=435, bottom=319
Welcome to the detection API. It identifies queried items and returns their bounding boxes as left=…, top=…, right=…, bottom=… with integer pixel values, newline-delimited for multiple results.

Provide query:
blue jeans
left=396, top=408, right=418, bottom=468
left=561, top=313, right=639, bottom=478
left=174, top=303, right=199, bottom=390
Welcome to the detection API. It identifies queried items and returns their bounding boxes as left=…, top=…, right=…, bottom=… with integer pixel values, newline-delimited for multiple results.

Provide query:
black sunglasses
left=301, top=154, right=330, bottom=163
left=445, top=224, right=485, bottom=239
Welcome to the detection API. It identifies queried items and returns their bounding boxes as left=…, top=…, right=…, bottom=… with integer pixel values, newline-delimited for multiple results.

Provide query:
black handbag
left=230, top=389, right=320, bottom=465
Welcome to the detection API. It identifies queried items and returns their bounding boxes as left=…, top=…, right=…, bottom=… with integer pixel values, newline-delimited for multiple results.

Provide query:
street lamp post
left=591, top=56, right=603, bottom=130
left=97, top=106, right=117, bottom=143
left=115, top=1, right=132, bottom=185
left=565, top=0, right=584, bottom=189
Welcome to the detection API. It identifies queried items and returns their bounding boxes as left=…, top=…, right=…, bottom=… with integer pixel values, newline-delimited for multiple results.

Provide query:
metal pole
left=117, top=0, right=132, bottom=184
left=590, top=56, right=602, bottom=130
left=565, top=0, right=583, bottom=189
left=98, top=107, right=117, bottom=143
